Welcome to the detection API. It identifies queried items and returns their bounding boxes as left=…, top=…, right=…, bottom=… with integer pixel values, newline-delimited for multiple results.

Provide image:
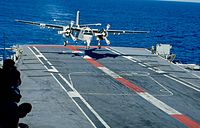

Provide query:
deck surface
left=17, top=45, right=200, bottom=128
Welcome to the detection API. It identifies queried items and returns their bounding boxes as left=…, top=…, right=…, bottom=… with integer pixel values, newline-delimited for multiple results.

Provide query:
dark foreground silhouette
left=0, top=59, right=32, bottom=128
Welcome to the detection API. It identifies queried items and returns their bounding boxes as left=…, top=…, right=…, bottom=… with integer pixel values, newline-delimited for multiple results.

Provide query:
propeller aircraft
left=16, top=11, right=149, bottom=49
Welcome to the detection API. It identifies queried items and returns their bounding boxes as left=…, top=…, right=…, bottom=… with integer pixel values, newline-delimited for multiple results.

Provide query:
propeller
left=103, top=24, right=111, bottom=45
left=70, top=33, right=76, bottom=41
left=70, top=21, right=74, bottom=28
left=58, top=26, right=70, bottom=36
left=58, top=21, right=75, bottom=36
left=104, top=37, right=110, bottom=45
left=106, top=24, right=110, bottom=30
left=95, top=24, right=111, bottom=45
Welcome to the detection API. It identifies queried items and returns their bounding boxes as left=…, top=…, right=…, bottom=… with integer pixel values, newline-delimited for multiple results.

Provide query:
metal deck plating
left=17, top=45, right=200, bottom=128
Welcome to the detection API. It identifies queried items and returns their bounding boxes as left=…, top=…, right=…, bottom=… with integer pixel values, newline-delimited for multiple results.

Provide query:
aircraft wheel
left=98, top=45, right=101, bottom=49
left=64, top=41, right=68, bottom=46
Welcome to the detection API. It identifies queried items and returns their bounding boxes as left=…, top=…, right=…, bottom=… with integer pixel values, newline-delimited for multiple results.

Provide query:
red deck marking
left=67, top=45, right=79, bottom=51
left=33, top=45, right=110, bottom=50
left=116, top=78, right=145, bottom=93
left=85, top=58, right=103, bottom=68
left=171, top=114, right=200, bottom=128
left=65, top=45, right=200, bottom=128
left=66, top=45, right=103, bottom=67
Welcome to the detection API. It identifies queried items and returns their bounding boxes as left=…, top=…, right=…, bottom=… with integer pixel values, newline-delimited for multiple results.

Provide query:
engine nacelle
left=58, top=28, right=71, bottom=35
left=58, top=31, right=66, bottom=35
left=39, top=23, right=46, bottom=28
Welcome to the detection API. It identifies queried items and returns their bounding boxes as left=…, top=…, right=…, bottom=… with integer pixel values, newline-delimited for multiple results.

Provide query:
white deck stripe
left=164, top=74, right=200, bottom=92
left=66, top=46, right=200, bottom=127
left=58, top=74, right=74, bottom=89
left=51, top=74, right=97, bottom=128
left=139, top=92, right=181, bottom=115
left=30, top=46, right=110, bottom=128
left=98, top=67, right=121, bottom=79
left=35, top=55, right=43, bottom=58
left=106, top=48, right=121, bottom=55
left=108, top=47, right=200, bottom=92
left=33, top=46, right=52, bottom=65
left=91, top=54, right=181, bottom=115
left=33, top=47, right=45, bottom=59
left=58, top=73, right=111, bottom=128
left=28, top=47, right=46, bottom=67
left=123, top=56, right=137, bottom=62
left=138, top=63, right=147, bottom=67
left=170, top=74, right=200, bottom=89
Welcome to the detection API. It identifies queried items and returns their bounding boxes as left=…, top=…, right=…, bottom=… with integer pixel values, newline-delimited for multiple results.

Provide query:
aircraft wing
left=79, top=23, right=102, bottom=27
left=15, top=20, right=64, bottom=29
left=107, top=30, right=150, bottom=34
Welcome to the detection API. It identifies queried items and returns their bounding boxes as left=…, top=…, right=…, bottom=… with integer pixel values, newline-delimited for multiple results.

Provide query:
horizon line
left=159, top=0, right=200, bottom=3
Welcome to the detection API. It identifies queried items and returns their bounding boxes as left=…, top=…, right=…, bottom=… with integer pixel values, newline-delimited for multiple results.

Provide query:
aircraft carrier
left=12, top=44, right=200, bottom=128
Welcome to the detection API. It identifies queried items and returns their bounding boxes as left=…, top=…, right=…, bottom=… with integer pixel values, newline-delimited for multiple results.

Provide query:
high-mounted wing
left=15, top=11, right=150, bottom=49
left=107, top=30, right=150, bottom=35
left=15, top=20, right=64, bottom=29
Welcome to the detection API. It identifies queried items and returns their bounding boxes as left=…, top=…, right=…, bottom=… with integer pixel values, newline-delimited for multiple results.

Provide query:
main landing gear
left=98, top=41, right=101, bottom=49
left=64, top=41, right=68, bottom=46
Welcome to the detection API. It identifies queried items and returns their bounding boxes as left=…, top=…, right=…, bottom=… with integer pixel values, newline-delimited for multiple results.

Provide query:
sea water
left=0, top=0, right=199, bottom=64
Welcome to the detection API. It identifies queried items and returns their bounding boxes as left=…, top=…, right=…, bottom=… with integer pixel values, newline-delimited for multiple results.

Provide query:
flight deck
left=17, top=45, right=200, bottom=128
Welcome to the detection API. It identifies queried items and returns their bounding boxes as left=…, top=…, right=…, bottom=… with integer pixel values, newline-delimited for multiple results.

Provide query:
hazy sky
left=161, top=0, right=200, bottom=3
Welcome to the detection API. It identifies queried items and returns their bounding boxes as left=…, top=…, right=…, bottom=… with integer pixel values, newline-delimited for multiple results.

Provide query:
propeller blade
left=104, top=37, right=110, bottom=45
left=106, top=24, right=110, bottom=30
left=70, top=21, right=74, bottom=28
left=70, top=33, right=76, bottom=41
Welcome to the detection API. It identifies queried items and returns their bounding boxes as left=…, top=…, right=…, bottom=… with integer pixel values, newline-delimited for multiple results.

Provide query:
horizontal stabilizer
left=79, top=23, right=102, bottom=27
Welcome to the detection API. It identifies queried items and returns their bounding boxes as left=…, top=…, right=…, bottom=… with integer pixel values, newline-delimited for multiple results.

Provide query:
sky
left=160, top=0, right=200, bottom=3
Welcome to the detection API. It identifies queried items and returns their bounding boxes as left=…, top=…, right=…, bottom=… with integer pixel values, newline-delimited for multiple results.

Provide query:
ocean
left=0, top=0, right=200, bottom=64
